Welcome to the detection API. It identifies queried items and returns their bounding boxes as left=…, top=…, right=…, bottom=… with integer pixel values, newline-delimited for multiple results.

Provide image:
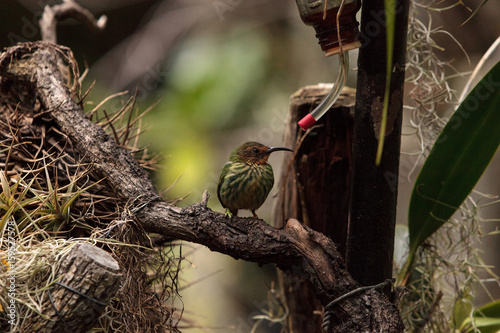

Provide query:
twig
left=325, top=279, right=394, bottom=311
left=39, top=0, right=107, bottom=44
left=322, top=279, right=395, bottom=332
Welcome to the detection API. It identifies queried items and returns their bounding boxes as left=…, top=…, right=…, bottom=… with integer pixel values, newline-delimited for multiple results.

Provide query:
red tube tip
left=298, top=113, right=316, bottom=130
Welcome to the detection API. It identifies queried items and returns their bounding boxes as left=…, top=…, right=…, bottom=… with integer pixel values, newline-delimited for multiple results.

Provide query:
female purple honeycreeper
left=217, top=141, right=293, bottom=218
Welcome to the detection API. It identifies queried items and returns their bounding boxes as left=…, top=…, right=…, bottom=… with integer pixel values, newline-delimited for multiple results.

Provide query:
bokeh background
left=1, top=0, right=499, bottom=331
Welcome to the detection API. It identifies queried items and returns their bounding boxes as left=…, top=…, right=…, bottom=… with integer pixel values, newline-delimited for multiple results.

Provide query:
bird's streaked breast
left=218, top=162, right=274, bottom=211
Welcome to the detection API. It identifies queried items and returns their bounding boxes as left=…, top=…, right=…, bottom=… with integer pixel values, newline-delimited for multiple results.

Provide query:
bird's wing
left=217, top=162, right=232, bottom=208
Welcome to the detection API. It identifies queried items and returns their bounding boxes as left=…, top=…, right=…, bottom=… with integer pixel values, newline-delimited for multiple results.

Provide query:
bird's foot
left=224, top=209, right=233, bottom=218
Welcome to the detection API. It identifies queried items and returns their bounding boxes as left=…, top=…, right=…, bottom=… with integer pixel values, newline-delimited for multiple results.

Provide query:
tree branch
left=0, top=41, right=404, bottom=332
left=39, top=0, right=107, bottom=44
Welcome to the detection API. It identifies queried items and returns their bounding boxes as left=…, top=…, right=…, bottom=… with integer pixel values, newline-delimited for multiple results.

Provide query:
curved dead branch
left=39, top=0, right=107, bottom=44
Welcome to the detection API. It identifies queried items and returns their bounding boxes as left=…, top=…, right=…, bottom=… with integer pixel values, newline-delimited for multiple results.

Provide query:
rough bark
left=346, top=0, right=410, bottom=291
left=0, top=42, right=404, bottom=332
left=272, top=84, right=355, bottom=332
left=24, top=243, right=121, bottom=333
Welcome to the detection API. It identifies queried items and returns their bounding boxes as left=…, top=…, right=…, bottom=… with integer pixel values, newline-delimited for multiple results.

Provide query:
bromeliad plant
left=0, top=59, right=181, bottom=331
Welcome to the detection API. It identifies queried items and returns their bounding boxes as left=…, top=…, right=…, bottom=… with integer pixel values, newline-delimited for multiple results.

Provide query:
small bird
left=217, top=141, right=293, bottom=218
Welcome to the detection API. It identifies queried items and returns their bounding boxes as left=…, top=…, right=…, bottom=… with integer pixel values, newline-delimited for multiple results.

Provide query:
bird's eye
left=252, top=148, right=260, bottom=154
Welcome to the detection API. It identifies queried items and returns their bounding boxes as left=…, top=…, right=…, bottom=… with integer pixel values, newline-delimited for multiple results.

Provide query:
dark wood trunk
left=273, top=85, right=355, bottom=332
left=346, top=0, right=410, bottom=292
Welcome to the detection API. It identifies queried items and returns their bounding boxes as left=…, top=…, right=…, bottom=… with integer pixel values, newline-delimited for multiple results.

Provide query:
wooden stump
left=273, top=85, right=355, bottom=332
left=24, top=243, right=121, bottom=333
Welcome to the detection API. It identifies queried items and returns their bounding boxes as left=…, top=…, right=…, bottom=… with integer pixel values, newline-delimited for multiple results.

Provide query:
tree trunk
left=273, top=85, right=355, bottom=332
left=346, top=0, right=410, bottom=292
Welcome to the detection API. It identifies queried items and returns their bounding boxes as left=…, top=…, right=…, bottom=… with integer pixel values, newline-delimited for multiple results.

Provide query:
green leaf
left=453, top=297, right=473, bottom=330
left=408, top=60, right=500, bottom=254
left=476, top=299, right=500, bottom=318
left=376, top=0, right=396, bottom=165
left=462, top=317, right=500, bottom=333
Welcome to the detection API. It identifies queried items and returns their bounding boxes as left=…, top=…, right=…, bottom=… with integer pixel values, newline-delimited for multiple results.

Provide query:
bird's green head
left=229, top=141, right=293, bottom=165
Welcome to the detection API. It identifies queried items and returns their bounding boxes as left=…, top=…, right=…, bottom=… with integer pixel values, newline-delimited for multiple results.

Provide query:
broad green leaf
left=408, top=60, right=500, bottom=254
left=476, top=299, right=500, bottom=318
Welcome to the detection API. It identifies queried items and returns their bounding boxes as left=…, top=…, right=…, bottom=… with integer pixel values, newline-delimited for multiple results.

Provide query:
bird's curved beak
left=261, top=146, right=293, bottom=158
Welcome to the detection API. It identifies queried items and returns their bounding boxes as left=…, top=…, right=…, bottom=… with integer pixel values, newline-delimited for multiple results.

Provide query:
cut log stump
left=24, top=243, right=121, bottom=333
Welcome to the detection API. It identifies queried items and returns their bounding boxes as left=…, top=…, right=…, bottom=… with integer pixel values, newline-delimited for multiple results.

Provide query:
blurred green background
left=1, top=0, right=499, bottom=331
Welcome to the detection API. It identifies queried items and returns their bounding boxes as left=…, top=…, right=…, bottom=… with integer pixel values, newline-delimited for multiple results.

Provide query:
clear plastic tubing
left=298, top=51, right=349, bottom=130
